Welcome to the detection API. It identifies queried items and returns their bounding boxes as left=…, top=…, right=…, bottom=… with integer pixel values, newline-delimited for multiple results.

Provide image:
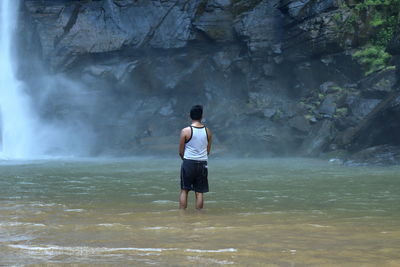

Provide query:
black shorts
left=180, top=159, right=209, bottom=193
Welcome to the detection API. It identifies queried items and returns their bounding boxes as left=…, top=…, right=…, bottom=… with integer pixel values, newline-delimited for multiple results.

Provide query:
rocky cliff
left=18, top=0, right=400, bottom=162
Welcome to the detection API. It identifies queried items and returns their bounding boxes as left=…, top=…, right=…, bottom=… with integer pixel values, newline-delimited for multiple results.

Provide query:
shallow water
left=0, top=158, right=399, bottom=266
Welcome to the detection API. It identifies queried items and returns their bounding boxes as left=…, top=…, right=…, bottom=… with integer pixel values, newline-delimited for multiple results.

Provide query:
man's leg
left=195, top=192, right=203, bottom=209
left=179, top=189, right=189, bottom=209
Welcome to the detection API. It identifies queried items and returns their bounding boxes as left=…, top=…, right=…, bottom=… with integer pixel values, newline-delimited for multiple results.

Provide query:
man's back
left=178, top=106, right=212, bottom=210
left=183, top=125, right=208, bottom=161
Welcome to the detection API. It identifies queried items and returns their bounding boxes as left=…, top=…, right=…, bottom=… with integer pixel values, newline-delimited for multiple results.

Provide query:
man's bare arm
left=206, top=128, right=212, bottom=155
left=179, top=128, right=188, bottom=160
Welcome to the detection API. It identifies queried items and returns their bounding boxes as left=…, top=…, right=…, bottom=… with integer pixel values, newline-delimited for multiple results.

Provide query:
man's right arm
left=179, top=128, right=187, bottom=160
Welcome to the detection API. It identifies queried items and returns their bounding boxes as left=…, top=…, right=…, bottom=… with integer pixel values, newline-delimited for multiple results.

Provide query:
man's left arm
left=206, top=128, right=212, bottom=155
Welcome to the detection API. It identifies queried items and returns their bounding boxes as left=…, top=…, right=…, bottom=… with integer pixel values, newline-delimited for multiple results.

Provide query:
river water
left=0, top=158, right=399, bottom=266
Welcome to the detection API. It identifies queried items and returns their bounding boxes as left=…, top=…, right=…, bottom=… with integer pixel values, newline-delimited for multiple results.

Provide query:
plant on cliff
left=353, top=0, right=400, bottom=46
left=336, top=0, right=400, bottom=74
left=353, top=45, right=391, bottom=75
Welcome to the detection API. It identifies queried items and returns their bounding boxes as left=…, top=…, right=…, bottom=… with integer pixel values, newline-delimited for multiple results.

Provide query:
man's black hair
left=190, top=105, right=203, bottom=120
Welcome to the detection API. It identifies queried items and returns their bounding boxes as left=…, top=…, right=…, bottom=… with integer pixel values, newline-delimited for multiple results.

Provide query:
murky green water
left=0, top=158, right=399, bottom=266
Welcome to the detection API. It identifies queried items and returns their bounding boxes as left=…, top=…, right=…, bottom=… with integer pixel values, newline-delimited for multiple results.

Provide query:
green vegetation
left=335, top=0, right=400, bottom=75
left=353, top=45, right=391, bottom=75
left=353, top=0, right=400, bottom=47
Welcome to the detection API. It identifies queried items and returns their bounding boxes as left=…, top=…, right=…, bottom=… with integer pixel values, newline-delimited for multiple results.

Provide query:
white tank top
left=183, top=126, right=208, bottom=161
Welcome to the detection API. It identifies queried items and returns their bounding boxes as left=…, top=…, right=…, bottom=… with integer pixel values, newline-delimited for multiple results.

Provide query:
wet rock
left=345, top=145, right=400, bottom=166
left=251, top=122, right=294, bottom=155
left=280, top=0, right=364, bottom=62
left=291, top=54, right=363, bottom=98
left=24, top=0, right=201, bottom=70
left=349, top=98, right=380, bottom=120
left=319, top=95, right=336, bottom=117
left=308, top=116, right=318, bottom=123
left=288, top=115, right=310, bottom=133
left=272, top=44, right=282, bottom=54
left=322, top=149, right=349, bottom=160
left=247, top=89, right=296, bottom=121
left=320, top=55, right=334, bottom=65
left=393, top=95, right=400, bottom=109
left=263, top=108, right=277, bottom=118
left=233, top=0, right=283, bottom=57
left=301, top=120, right=335, bottom=156
left=82, top=60, right=138, bottom=85
left=319, top=81, right=337, bottom=94
left=358, top=69, right=396, bottom=98
left=193, top=0, right=234, bottom=42
left=280, top=0, right=338, bottom=20
left=292, top=62, right=317, bottom=96
left=262, top=63, right=275, bottom=77
left=273, top=55, right=284, bottom=64
left=159, top=102, right=175, bottom=116
left=212, top=46, right=240, bottom=71
left=132, top=54, right=207, bottom=92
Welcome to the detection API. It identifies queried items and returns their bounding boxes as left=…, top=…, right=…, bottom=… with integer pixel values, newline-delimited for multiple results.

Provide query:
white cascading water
left=0, top=0, right=37, bottom=158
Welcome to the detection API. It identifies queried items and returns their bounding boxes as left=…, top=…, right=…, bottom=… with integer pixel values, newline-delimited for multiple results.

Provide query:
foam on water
left=97, top=223, right=130, bottom=229
left=144, top=226, right=174, bottom=230
left=308, top=224, right=330, bottom=228
left=194, top=226, right=235, bottom=231
left=17, top=182, right=35, bottom=185
left=64, top=209, right=85, bottom=212
left=8, top=244, right=179, bottom=255
left=187, top=256, right=235, bottom=265
left=0, top=222, right=46, bottom=227
left=186, top=248, right=237, bottom=253
left=9, top=244, right=237, bottom=256
left=28, top=203, right=62, bottom=208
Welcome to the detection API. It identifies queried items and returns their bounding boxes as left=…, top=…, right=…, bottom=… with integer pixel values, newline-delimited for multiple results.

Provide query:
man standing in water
left=179, top=105, right=212, bottom=210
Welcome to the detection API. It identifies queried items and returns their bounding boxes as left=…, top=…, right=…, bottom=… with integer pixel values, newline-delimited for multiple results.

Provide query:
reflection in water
left=0, top=158, right=400, bottom=265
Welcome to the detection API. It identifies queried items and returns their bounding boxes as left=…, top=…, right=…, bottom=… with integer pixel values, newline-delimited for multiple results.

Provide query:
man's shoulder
left=181, top=126, right=191, bottom=135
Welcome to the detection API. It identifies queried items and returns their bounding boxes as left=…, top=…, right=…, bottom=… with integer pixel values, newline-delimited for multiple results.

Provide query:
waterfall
left=0, top=0, right=37, bottom=158
left=0, top=0, right=98, bottom=159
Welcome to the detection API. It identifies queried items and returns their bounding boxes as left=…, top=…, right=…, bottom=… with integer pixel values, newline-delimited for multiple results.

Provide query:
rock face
left=18, top=0, right=400, bottom=160
left=345, top=145, right=400, bottom=166
left=24, top=0, right=201, bottom=69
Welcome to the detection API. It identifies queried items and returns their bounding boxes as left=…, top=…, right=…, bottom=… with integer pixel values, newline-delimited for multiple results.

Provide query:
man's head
left=190, top=105, right=203, bottom=121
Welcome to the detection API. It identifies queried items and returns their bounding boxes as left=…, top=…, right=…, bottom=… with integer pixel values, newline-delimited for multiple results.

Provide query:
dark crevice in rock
left=232, top=0, right=264, bottom=16
left=54, top=3, right=81, bottom=47
left=282, top=32, right=345, bottom=58
left=194, top=0, right=208, bottom=18
left=139, top=0, right=181, bottom=48
left=192, top=28, right=217, bottom=44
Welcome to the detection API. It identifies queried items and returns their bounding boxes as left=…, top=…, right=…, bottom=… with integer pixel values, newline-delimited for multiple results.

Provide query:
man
left=178, top=105, right=212, bottom=210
